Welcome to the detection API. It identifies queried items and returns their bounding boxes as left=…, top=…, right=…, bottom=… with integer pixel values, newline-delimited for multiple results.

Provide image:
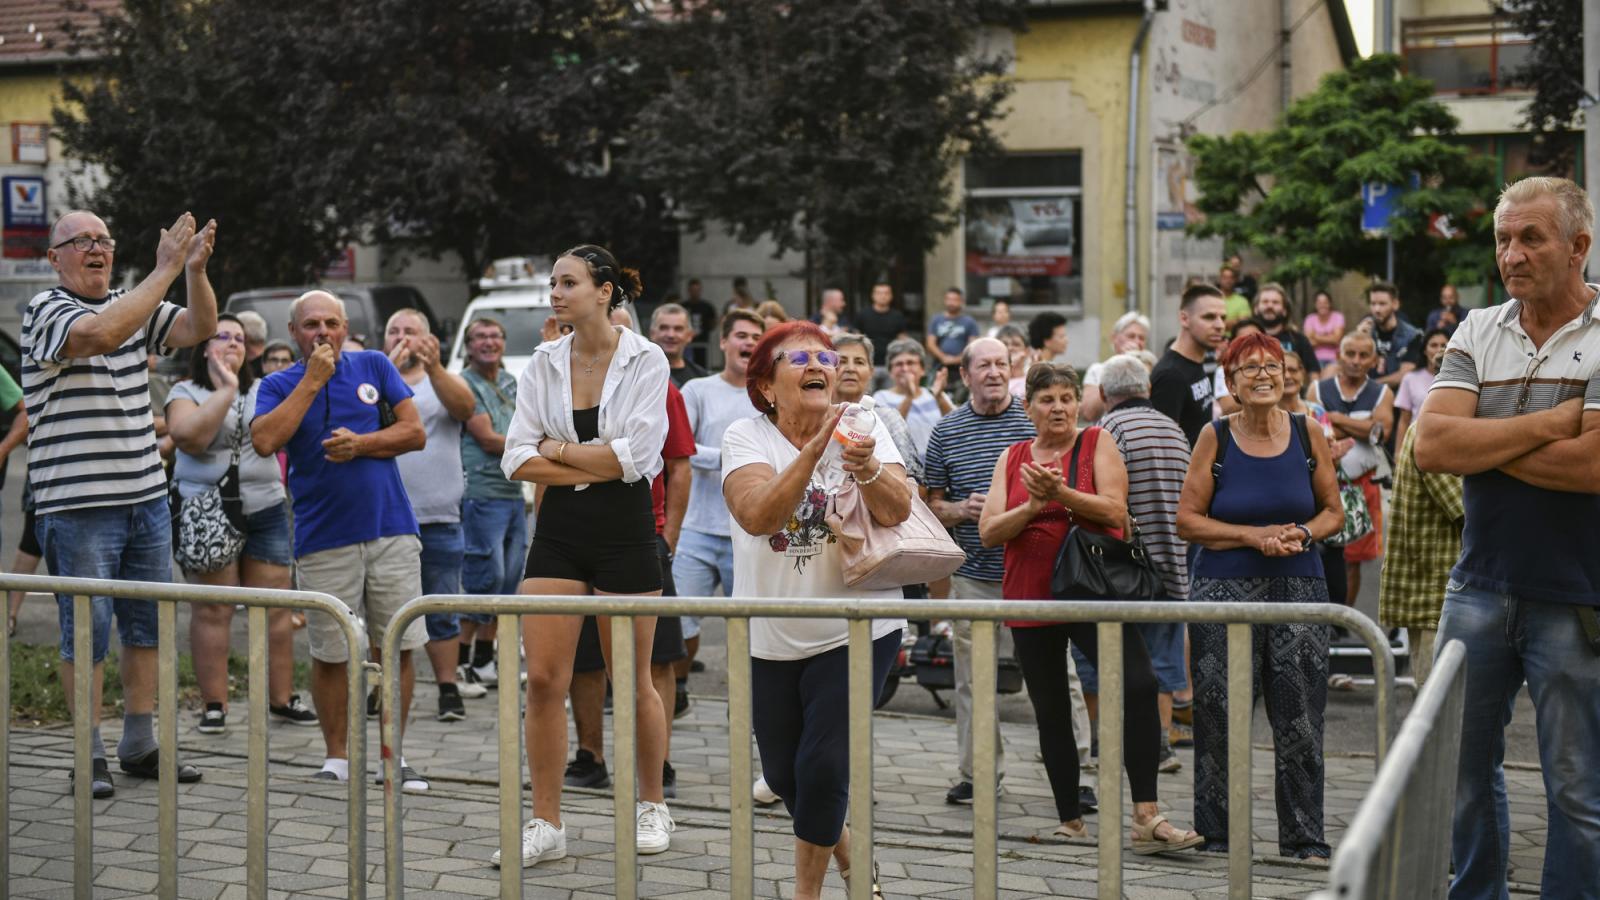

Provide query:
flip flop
left=1130, top=814, right=1204, bottom=855
left=119, top=749, right=202, bottom=784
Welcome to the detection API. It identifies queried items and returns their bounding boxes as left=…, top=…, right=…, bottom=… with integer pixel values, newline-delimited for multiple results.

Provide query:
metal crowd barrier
left=1313, top=639, right=1467, bottom=900
left=0, top=573, right=365, bottom=900
left=380, top=595, right=1395, bottom=900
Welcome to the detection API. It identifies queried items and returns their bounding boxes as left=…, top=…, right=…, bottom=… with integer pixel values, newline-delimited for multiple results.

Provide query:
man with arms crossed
left=1415, top=176, right=1600, bottom=900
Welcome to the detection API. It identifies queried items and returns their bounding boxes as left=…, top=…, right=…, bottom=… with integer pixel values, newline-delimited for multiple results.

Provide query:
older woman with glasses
left=832, top=333, right=923, bottom=485
left=724, top=321, right=911, bottom=899
left=1177, top=331, right=1343, bottom=858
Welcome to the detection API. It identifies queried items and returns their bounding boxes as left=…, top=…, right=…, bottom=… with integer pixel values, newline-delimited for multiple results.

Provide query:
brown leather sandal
left=1130, top=814, right=1204, bottom=855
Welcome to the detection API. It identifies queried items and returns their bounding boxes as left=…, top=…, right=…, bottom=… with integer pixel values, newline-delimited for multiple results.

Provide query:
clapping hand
left=804, top=404, right=847, bottom=460
left=155, top=212, right=197, bottom=275
left=186, top=218, right=218, bottom=273
left=1019, top=462, right=1065, bottom=505
left=931, top=366, right=948, bottom=397
left=206, top=343, right=239, bottom=391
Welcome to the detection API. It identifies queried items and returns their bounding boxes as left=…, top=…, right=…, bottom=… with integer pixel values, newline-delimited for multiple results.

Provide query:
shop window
left=963, top=153, right=1083, bottom=312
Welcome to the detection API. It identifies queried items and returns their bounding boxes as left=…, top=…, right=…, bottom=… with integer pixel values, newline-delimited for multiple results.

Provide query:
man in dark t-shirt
left=1150, top=284, right=1229, bottom=446
left=680, top=279, right=717, bottom=368
left=856, top=281, right=909, bottom=367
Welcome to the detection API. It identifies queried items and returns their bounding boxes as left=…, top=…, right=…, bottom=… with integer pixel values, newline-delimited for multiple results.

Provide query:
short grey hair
left=289, top=290, right=347, bottom=324
left=884, top=337, right=926, bottom=368
left=1340, top=330, right=1376, bottom=354
left=1098, top=354, right=1152, bottom=403
left=1129, top=349, right=1158, bottom=371
left=234, top=309, right=268, bottom=343
left=833, top=332, right=873, bottom=361
left=1110, top=311, right=1150, bottom=337
left=1496, top=176, right=1595, bottom=243
left=650, top=302, right=691, bottom=332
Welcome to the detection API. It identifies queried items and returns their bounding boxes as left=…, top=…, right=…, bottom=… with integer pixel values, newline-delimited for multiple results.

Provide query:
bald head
left=288, top=291, right=349, bottom=359
left=49, top=210, right=106, bottom=247
left=47, top=210, right=115, bottom=298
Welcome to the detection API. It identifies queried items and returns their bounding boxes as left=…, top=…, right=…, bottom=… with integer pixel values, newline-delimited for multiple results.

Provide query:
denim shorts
left=40, top=497, right=172, bottom=663
left=241, top=501, right=293, bottom=567
left=418, top=523, right=465, bottom=641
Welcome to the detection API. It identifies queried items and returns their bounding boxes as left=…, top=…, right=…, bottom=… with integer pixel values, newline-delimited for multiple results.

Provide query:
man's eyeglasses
left=1235, top=362, right=1283, bottom=378
left=776, top=349, right=839, bottom=369
left=51, top=235, right=117, bottom=253
left=210, top=333, right=247, bottom=345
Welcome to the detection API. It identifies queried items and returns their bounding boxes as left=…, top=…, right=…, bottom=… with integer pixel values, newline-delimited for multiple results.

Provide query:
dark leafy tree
left=1187, top=55, right=1499, bottom=316
left=633, top=0, right=1023, bottom=307
left=1506, top=0, right=1583, bottom=174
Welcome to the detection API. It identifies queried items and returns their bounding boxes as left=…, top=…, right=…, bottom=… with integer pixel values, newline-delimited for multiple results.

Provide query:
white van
left=447, top=256, right=639, bottom=378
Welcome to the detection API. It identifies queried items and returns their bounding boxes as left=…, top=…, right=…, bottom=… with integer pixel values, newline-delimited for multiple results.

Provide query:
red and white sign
left=964, top=196, right=1075, bottom=279
left=1428, top=213, right=1463, bottom=240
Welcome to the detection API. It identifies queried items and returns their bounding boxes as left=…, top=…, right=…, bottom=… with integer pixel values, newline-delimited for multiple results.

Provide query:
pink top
left=1304, top=311, right=1345, bottom=363
left=1395, top=368, right=1434, bottom=413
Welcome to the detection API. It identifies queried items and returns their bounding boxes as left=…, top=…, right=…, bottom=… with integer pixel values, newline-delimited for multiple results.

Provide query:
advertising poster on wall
left=964, top=196, right=1074, bottom=278
left=2, top=175, right=49, bottom=260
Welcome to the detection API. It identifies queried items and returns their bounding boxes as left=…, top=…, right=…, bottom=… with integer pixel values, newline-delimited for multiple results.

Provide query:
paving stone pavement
left=4, top=684, right=1547, bottom=898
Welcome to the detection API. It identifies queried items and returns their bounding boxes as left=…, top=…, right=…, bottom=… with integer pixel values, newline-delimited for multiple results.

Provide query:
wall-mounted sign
left=964, top=196, right=1074, bottom=278
left=3, top=176, right=47, bottom=228
left=11, top=124, right=48, bottom=164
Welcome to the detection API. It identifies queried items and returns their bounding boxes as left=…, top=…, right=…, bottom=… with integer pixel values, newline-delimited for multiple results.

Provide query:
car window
left=466, top=306, right=554, bottom=358
left=372, top=286, right=439, bottom=337
left=227, top=297, right=296, bottom=344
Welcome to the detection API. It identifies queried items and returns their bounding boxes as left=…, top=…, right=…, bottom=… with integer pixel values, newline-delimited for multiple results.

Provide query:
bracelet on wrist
left=856, top=464, right=884, bottom=486
left=1294, top=523, right=1313, bottom=544
left=557, top=442, right=568, bottom=466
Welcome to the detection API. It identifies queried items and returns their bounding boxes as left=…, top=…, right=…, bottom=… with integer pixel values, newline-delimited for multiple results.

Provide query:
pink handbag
left=826, top=481, right=966, bottom=590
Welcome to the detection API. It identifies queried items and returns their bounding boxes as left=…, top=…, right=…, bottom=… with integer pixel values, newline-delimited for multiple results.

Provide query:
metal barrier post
left=1226, top=623, right=1253, bottom=899
left=72, top=593, right=92, bottom=900
left=496, top=614, right=522, bottom=900
left=1095, top=621, right=1123, bottom=900
left=382, top=643, right=403, bottom=900
left=158, top=599, right=179, bottom=897
left=611, top=615, right=638, bottom=900
left=247, top=606, right=270, bottom=900
left=725, top=617, right=754, bottom=898
left=0, top=602, right=9, bottom=900
left=970, top=619, right=998, bottom=900
left=846, top=618, right=875, bottom=900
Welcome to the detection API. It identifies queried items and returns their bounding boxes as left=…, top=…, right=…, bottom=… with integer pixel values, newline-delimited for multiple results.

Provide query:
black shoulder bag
left=1049, top=430, right=1169, bottom=602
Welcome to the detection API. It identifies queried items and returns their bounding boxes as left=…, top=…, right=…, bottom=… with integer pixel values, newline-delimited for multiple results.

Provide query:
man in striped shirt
left=25, top=210, right=219, bottom=797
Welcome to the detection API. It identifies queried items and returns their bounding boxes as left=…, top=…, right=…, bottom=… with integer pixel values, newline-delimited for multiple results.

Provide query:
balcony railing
left=1401, top=14, right=1532, bottom=97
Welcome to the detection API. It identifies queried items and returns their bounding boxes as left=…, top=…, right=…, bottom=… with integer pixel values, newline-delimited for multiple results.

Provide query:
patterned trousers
left=1190, top=575, right=1331, bottom=858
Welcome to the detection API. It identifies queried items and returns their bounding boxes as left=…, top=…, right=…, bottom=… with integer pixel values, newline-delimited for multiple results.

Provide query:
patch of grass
left=6, top=641, right=311, bottom=726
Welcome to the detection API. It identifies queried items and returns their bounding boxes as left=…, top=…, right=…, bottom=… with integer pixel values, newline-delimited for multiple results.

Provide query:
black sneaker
left=945, top=781, right=973, bottom=805
left=688, top=660, right=705, bottom=673
left=269, top=694, right=319, bottom=726
left=366, top=687, right=381, bottom=719
left=674, top=685, right=691, bottom=719
left=662, top=761, right=677, bottom=800
left=197, top=703, right=227, bottom=735
left=1078, top=785, right=1099, bottom=814
left=437, top=685, right=466, bottom=722
left=563, top=749, right=610, bottom=789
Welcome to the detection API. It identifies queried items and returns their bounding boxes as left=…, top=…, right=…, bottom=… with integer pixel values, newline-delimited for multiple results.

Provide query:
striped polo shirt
left=22, top=286, right=180, bottom=515
left=1100, top=399, right=1192, bottom=600
left=1430, top=288, right=1600, bottom=605
left=923, top=397, right=1035, bottom=581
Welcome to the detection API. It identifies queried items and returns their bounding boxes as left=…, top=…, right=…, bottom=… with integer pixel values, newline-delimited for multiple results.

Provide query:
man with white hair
left=234, top=308, right=270, bottom=377
left=253, top=290, right=430, bottom=789
left=1080, top=354, right=1193, bottom=768
left=1079, top=311, right=1150, bottom=421
left=1416, top=176, right=1600, bottom=900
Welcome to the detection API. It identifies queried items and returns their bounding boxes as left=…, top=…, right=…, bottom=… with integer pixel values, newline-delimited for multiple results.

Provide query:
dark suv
left=224, top=284, right=445, bottom=345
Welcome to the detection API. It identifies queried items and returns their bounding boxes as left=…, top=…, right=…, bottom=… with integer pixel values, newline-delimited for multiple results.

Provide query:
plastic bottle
left=817, top=395, right=878, bottom=493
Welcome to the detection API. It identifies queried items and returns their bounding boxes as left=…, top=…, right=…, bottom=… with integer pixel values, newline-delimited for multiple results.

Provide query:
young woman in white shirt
left=496, top=245, right=674, bottom=867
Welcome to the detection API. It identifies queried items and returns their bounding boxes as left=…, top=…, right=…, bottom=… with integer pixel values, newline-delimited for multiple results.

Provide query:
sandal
left=1130, top=814, right=1203, bottom=856
left=839, top=860, right=886, bottom=900
left=119, top=749, right=203, bottom=784
left=1053, top=820, right=1090, bottom=840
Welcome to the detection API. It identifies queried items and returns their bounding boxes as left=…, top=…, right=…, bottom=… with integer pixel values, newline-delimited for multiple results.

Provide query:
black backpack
left=1210, top=412, right=1315, bottom=484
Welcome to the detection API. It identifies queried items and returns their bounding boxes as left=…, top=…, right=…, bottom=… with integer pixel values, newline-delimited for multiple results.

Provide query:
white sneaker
left=752, top=775, right=780, bottom=805
left=454, top=666, right=488, bottom=699
left=471, top=659, right=500, bottom=687
left=491, top=818, right=566, bottom=868
left=635, top=800, right=674, bottom=855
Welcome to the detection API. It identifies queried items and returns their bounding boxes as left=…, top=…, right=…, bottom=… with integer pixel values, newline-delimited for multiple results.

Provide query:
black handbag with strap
left=1048, top=431, right=1168, bottom=603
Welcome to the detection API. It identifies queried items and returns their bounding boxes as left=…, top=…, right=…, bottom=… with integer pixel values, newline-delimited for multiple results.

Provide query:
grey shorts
left=298, top=533, right=427, bottom=663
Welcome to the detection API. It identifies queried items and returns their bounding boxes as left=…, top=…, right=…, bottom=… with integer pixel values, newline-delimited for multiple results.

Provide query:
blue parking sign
left=1361, top=173, right=1421, bottom=235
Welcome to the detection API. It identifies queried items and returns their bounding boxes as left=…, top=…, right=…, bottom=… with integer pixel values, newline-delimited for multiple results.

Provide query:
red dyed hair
left=1220, top=331, right=1286, bottom=381
left=745, top=320, right=835, bottom=414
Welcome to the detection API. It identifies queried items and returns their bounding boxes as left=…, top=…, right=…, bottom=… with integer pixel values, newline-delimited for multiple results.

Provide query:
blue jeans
left=420, top=522, right=465, bottom=641
left=40, top=497, right=173, bottom=663
left=672, top=528, right=734, bottom=639
left=461, top=498, right=527, bottom=625
left=1438, top=581, right=1600, bottom=900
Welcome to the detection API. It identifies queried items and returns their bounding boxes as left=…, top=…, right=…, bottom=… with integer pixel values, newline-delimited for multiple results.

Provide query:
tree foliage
left=1507, top=0, right=1583, bottom=174
left=633, top=0, right=1023, bottom=299
left=1187, top=55, right=1498, bottom=312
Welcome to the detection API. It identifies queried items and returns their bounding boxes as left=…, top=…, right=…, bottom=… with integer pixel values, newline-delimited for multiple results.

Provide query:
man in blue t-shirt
left=253, top=290, right=430, bottom=790
left=926, top=287, right=981, bottom=389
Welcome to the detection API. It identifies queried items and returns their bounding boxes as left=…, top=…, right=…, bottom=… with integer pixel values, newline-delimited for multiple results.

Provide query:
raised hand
left=414, top=334, right=442, bottom=371
left=387, top=335, right=412, bottom=369
left=155, top=212, right=197, bottom=274
left=186, top=218, right=217, bottom=273
left=931, top=366, right=949, bottom=397
left=803, top=403, right=847, bottom=461
left=304, top=342, right=337, bottom=389
left=207, top=345, right=239, bottom=391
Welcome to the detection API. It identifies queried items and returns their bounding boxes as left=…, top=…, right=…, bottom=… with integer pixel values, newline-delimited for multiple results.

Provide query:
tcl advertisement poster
left=964, top=196, right=1074, bottom=277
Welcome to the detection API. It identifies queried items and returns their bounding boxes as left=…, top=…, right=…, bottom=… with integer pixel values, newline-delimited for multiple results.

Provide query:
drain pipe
left=1124, top=0, right=1156, bottom=314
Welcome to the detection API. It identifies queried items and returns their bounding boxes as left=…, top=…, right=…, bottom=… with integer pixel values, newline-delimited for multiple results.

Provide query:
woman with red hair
left=1176, top=331, right=1344, bottom=858
left=722, top=320, right=913, bottom=899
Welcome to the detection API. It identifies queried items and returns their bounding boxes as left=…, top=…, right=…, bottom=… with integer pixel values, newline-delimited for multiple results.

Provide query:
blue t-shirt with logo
left=928, top=313, right=980, bottom=359
left=255, top=350, right=418, bottom=558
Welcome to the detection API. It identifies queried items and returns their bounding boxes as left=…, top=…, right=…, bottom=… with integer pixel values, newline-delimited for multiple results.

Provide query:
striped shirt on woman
left=21, top=286, right=180, bottom=515
left=1100, top=398, right=1192, bottom=599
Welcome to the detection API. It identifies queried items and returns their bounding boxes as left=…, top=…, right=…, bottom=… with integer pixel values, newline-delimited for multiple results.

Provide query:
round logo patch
left=357, top=383, right=380, bottom=405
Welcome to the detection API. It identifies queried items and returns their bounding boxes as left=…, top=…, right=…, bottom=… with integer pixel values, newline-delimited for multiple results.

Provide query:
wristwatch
left=1293, top=523, right=1313, bottom=545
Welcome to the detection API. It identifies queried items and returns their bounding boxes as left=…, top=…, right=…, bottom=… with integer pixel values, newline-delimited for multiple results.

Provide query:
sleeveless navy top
left=1194, top=417, right=1325, bottom=581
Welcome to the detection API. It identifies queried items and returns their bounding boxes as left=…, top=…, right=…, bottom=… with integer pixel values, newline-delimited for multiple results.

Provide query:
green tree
left=633, top=0, right=1022, bottom=306
left=1187, top=54, right=1498, bottom=314
left=1507, top=0, right=1583, bottom=174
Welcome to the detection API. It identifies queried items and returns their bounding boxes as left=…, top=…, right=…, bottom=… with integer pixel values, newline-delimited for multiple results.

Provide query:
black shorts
left=18, top=505, right=39, bottom=558
left=572, top=535, right=685, bottom=672
left=523, top=479, right=661, bottom=594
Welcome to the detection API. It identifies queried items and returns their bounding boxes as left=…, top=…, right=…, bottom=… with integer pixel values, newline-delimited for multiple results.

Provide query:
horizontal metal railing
left=1313, top=639, right=1467, bottom=900
left=0, top=574, right=365, bottom=900
left=380, top=595, right=1396, bottom=900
